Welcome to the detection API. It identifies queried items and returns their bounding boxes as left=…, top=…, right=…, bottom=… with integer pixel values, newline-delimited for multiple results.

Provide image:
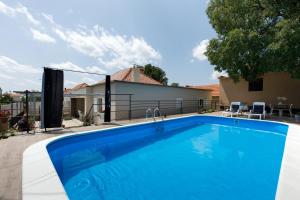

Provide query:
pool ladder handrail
left=146, top=108, right=152, bottom=119
left=153, top=107, right=163, bottom=122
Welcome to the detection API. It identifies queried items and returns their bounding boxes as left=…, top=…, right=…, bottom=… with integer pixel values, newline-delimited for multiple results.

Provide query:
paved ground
left=0, top=112, right=299, bottom=200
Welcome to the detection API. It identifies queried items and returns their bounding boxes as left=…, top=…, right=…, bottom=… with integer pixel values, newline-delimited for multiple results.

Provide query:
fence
left=0, top=91, right=40, bottom=133
left=0, top=102, right=24, bottom=117
left=1, top=93, right=219, bottom=133
left=87, top=99, right=219, bottom=122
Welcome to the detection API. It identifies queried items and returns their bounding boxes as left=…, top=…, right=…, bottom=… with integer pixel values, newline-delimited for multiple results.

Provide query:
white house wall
left=90, top=83, right=117, bottom=120
left=114, top=81, right=211, bottom=120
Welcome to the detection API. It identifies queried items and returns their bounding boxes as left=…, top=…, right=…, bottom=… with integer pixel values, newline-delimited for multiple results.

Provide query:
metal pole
left=104, top=75, right=111, bottom=122
left=180, top=101, right=183, bottom=114
left=128, top=95, right=132, bottom=120
left=10, top=103, right=13, bottom=118
left=25, top=90, right=29, bottom=134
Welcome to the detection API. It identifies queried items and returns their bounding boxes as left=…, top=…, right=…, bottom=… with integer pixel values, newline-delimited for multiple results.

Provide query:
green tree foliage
left=205, top=0, right=300, bottom=81
left=140, top=64, right=168, bottom=85
left=0, top=93, right=13, bottom=104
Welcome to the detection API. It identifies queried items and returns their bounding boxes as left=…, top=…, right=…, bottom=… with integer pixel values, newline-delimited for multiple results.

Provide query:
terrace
left=1, top=111, right=300, bottom=199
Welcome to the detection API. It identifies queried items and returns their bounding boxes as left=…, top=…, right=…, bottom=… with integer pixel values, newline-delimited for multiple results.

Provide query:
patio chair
left=270, top=103, right=293, bottom=117
left=247, top=102, right=266, bottom=120
left=222, top=102, right=242, bottom=117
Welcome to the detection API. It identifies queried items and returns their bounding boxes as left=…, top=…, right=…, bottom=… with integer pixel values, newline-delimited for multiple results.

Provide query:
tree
left=170, top=83, right=179, bottom=87
left=139, top=64, right=168, bottom=85
left=205, top=0, right=300, bottom=82
left=0, top=93, right=13, bottom=104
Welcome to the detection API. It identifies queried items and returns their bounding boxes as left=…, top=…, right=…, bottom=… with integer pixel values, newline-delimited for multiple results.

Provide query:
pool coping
left=22, top=115, right=300, bottom=200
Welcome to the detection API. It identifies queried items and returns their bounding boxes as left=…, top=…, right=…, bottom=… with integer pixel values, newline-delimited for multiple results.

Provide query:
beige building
left=65, top=67, right=211, bottom=121
left=187, top=84, right=220, bottom=103
left=219, top=72, right=300, bottom=109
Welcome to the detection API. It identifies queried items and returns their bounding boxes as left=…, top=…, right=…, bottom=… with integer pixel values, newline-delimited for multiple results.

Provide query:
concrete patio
left=0, top=112, right=299, bottom=200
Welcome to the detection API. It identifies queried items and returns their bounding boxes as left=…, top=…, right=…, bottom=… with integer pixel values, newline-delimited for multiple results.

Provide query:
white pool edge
left=22, top=115, right=300, bottom=200
left=275, top=123, right=300, bottom=200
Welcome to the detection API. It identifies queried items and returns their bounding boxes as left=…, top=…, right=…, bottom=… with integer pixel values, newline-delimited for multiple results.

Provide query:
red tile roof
left=104, top=68, right=162, bottom=85
left=189, top=84, right=220, bottom=96
left=64, top=83, right=88, bottom=93
left=72, top=83, right=88, bottom=90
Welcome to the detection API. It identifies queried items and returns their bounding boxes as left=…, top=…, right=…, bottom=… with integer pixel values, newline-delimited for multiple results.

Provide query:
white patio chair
left=222, top=102, right=242, bottom=117
left=247, top=102, right=266, bottom=120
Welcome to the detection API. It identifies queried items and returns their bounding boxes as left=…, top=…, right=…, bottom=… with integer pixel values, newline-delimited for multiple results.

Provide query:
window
left=248, top=78, right=263, bottom=91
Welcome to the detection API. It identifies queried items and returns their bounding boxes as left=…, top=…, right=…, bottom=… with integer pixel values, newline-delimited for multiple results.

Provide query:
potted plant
left=0, top=110, right=10, bottom=132
left=295, top=112, right=300, bottom=123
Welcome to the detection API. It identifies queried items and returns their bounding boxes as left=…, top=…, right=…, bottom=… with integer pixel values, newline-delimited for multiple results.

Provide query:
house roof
left=188, top=84, right=220, bottom=96
left=93, top=67, right=162, bottom=86
left=8, top=92, right=23, bottom=98
left=72, top=83, right=89, bottom=90
left=111, top=68, right=162, bottom=85
left=64, top=83, right=88, bottom=93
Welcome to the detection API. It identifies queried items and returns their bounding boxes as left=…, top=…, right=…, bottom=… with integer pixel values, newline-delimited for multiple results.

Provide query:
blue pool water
left=47, top=116, right=288, bottom=200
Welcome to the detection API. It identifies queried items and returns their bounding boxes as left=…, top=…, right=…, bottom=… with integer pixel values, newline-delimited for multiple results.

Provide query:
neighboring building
left=64, top=83, right=89, bottom=118
left=65, top=67, right=211, bottom=120
left=219, top=72, right=300, bottom=108
left=8, top=92, right=23, bottom=102
left=187, top=84, right=220, bottom=103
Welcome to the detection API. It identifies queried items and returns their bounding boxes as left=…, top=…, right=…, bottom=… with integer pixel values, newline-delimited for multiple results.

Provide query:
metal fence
left=0, top=91, right=40, bottom=134
left=87, top=99, right=219, bottom=122
left=1, top=92, right=219, bottom=134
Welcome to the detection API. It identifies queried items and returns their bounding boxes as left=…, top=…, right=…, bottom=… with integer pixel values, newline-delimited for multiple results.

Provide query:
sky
left=0, top=0, right=221, bottom=92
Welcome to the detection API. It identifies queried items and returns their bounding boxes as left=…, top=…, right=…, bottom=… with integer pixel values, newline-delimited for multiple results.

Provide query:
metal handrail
left=153, top=107, right=162, bottom=121
left=145, top=108, right=152, bottom=119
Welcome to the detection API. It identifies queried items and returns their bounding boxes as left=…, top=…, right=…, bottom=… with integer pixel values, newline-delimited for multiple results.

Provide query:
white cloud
left=85, top=66, right=106, bottom=74
left=192, top=39, right=209, bottom=61
left=48, top=61, right=107, bottom=87
left=41, top=13, right=55, bottom=25
left=0, top=56, right=42, bottom=91
left=30, top=28, right=56, bottom=43
left=0, top=1, right=15, bottom=16
left=211, top=70, right=228, bottom=80
left=52, top=24, right=161, bottom=69
left=48, top=61, right=107, bottom=74
left=49, top=61, right=85, bottom=71
left=15, top=3, right=40, bottom=25
left=24, top=79, right=40, bottom=85
left=0, top=73, right=14, bottom=80
left=81, top=77, right=97, bottom=85
left=0, top=56, right=40, bottom=74
left=65, top=80, right=78, bottom=87
left=0, top=1, right=40, bottom=25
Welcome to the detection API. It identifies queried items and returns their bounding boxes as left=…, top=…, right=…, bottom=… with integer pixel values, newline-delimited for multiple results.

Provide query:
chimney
left=131, top=67, right=140, bottom=82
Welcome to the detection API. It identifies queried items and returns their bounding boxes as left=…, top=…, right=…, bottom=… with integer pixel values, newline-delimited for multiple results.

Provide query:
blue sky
left=0, top=0, right=221, bottom=92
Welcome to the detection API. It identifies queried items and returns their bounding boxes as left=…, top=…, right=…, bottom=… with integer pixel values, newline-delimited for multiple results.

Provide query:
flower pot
left=0, top=119, right=9, bottom=131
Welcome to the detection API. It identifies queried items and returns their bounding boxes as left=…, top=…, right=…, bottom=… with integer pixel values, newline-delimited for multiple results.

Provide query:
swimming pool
left=22, top=115, right=300, bottom=200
